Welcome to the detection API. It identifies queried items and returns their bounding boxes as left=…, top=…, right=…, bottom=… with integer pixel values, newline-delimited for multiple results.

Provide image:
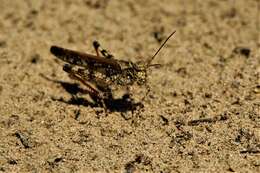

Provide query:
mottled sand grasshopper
left=50, top=31, right=176, bottom=109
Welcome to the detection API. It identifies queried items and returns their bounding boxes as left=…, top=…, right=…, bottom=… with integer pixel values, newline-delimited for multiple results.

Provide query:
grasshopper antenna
left=147, top=30, right=176, bottom=66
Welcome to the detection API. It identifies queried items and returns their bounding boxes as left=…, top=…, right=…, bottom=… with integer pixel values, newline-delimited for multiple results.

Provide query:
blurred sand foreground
left=0, top=0, right=259, bottom=172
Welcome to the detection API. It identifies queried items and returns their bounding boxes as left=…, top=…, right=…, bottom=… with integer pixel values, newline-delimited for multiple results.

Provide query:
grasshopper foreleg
left=141, top=83, right=151, bottom=102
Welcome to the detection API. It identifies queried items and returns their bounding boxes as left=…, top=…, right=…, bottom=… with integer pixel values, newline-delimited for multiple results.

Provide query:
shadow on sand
left=41, top=74, right=144, bottom=114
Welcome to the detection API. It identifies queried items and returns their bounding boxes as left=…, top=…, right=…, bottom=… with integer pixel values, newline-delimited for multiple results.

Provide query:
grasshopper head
left=133, top=61, right=148, bottom=85
left=124, top=31, right=176, bottom=86
left=133, top=61, right=162, bottom=85
left=136, top=71, right=147, bottom=85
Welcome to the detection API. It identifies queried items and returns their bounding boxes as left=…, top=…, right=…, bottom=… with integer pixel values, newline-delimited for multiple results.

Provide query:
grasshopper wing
left=50, top=46, right=121, bottom=71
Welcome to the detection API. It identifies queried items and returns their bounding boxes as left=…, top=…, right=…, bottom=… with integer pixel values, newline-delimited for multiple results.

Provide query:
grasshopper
left=50, top=31, right=176, bottom=109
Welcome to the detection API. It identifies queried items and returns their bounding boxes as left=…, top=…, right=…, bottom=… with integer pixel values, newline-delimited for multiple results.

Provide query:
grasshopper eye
left=134, top=61, right=146, bottom=71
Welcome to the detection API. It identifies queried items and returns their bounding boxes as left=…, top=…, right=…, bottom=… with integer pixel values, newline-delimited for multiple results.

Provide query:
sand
left=0, top=0, right=259, bottom=172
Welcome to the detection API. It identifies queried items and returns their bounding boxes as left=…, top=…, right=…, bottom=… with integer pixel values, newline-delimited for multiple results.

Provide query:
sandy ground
left=0, top=0, right=259, bottom=172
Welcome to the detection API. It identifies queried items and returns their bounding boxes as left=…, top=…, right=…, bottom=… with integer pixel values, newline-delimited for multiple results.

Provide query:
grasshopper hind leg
left=63, top=64, right=109, bottom=110
left=93, top=41, right=114, bottom=59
